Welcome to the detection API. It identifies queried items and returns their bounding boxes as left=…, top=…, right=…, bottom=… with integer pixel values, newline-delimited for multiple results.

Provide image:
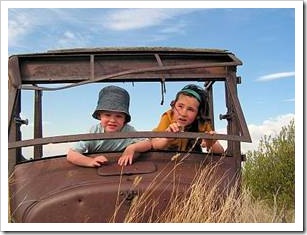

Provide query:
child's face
left=99, top=111, right=126, bottom=132
left=172, top=94, right=199, bottom=128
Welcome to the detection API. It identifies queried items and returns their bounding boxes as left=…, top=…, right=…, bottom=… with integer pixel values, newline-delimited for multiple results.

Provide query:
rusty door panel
left=9, top=151, right=238, bottom=223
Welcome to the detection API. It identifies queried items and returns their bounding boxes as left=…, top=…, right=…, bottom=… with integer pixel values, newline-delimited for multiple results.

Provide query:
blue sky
left=2, top=1, right=303, bottom=156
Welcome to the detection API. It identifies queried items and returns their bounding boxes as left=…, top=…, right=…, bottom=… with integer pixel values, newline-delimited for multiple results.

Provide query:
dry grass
left=8, top=173, right=14, bottom=223
left=122, top=154, right=295, bottom=223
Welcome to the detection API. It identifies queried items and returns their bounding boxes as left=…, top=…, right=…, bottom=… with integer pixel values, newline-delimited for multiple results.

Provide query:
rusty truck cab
left=8, top=47, right=251, bottom=223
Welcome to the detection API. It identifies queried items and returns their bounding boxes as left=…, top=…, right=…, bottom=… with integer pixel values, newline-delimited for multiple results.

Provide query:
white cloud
left=8, top=10, right=33, bottom=47
left=159, top=22, right=186, bottom=34
left=283, top=98, right=295, bottom=102
left=104, top=9, right=195, bottom=31
left=256, top=72, right=295, bottom=82
left=8, top=9, right=89, bottom=50
left=44, top=143, right=74, bottom=157
left=179, top=110, right=294, bottom=155
left=216, top=113, right=294, bottom=154
left=241, top=113, right=294, bottom=153
left=8, top=8, right=199, bottom=52
left=57, top=31, right=88, bottom=49
left=22, top=142, right=74, bottom=160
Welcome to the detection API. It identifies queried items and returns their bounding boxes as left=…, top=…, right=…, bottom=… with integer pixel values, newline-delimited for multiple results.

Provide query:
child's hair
left=172, top=84, right=211, bottom=152
left=171, top=84, right=211, bottom=124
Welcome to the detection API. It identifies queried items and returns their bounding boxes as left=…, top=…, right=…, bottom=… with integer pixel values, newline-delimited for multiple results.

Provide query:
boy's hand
left=89, top=155, right=108, bottom=167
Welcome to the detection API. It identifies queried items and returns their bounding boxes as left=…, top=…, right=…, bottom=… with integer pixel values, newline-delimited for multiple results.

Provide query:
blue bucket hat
left=92, top=85, right=131, bottom=122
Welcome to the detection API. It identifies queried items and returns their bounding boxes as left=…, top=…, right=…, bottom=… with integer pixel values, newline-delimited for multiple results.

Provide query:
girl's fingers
left=169, top=123, right=182, bottom=132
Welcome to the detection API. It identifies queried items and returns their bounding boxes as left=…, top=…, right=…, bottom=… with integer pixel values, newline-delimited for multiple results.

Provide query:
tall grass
left=122, top=156, right=294, bottom=223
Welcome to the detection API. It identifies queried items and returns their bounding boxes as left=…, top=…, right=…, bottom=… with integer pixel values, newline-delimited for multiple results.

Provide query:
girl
left=118, top=84, right=224, bottom=166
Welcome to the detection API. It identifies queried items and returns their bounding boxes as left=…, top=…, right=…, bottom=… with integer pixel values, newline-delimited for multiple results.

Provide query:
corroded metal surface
left=9, top=47, right=241, bottom=85
left=9, top=151, right=238, bottom=223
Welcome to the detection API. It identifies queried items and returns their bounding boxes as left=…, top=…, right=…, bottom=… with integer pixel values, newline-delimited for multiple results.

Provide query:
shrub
left=242, top=119, right=295, bottom=211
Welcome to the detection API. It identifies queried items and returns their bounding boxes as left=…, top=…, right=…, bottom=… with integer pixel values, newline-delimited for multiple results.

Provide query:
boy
left=67, top=85, right=146, bottom=167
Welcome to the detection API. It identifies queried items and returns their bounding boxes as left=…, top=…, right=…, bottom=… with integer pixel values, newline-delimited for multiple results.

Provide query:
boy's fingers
left=97, top=159, right=107, bottom=164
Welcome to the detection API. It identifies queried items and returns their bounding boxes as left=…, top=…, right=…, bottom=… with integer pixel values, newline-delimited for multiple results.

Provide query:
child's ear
left=170, top=100, right=175, bottom=107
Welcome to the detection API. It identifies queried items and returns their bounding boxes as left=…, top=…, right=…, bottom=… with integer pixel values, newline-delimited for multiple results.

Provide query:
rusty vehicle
left=8, top=47, right=251, bottom=223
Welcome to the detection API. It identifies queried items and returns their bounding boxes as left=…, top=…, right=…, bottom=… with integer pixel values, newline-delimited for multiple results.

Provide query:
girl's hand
left=166, top=123, right=184, bottom=133
left=118, top=145, right=135, bottom=166
left=201, top=131, right=224, bottom=154
left=201, top=131, right=217, bottom=149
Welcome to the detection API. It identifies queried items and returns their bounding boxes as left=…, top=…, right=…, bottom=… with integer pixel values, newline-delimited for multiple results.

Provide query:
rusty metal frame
left=8, top=47, right=251, bottom=167
left=18, top=61, right=239, bottom=91
left=8, top=131, right=251, bottom=149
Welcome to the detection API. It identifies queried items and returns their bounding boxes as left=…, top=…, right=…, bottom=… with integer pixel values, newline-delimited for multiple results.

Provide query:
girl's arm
left=151, top=138, right=170, bottom=150
left=151, top=122, right=182, bottom=150
left=118, top=139, right=152, bottom=166
left=202, top=140, right=224, bottom=154
left=201, top=131, right=225, bottom=154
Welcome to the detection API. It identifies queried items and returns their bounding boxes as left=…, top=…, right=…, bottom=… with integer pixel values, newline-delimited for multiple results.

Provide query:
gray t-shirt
left=72, top=123, right=140, bottom=154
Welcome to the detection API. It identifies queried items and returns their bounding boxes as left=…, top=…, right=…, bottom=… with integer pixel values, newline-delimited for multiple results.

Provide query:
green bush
left=242, top=119, right=295, bottom=211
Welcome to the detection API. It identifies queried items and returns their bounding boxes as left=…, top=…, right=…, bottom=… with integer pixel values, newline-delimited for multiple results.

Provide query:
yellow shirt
left=153, top=109, right=212, bottom=151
